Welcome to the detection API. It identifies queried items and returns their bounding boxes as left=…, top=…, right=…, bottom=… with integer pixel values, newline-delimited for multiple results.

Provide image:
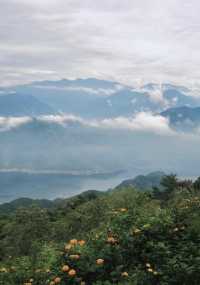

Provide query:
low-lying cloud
left=33, top=84, right=124, bottom=96
left=0, top=112, right=174, bottom=135
left=0, top=116, right=32, bottom=131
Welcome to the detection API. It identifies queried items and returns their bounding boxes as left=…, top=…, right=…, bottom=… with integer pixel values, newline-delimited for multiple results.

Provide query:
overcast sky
left=1, top=0, right=200, bottom=88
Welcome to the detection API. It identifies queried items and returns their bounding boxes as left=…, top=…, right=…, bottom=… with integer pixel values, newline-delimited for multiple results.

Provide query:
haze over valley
left=1, top=78, right=200, bottom=202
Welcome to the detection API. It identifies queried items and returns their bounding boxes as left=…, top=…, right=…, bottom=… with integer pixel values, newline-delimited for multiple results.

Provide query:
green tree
left=193, top=176, right=200, bottom=191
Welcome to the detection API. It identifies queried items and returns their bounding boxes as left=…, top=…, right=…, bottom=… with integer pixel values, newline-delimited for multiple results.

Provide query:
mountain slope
left=161, top=106, right=200, bottom=130
left=0, top=93, right=55, bottom=116
left=2, top=79, right=200, bottom=118
left=116, top=171, right=165, bottom=190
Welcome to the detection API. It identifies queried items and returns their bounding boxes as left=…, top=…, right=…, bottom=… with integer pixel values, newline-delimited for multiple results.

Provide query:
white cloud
left=0, top=113, right=174, bottom=136
left=33, top=85, right=121, bottom=96
left=0, top=0, right=200, bottom=88
left=92, top=113, right=174, bottom=135
left=0, top=116, right=32, bottom=131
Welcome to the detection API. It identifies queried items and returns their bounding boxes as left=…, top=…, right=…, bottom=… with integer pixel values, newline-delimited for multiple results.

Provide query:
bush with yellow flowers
left=1, top=185, right=200, bottom=285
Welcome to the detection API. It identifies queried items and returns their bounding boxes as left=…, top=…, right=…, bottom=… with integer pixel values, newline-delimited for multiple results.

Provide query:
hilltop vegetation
left=0, top=175, right=200, bottom=284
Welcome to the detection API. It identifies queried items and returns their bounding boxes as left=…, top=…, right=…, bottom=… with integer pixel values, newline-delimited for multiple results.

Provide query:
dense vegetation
left=0, top=175, right=200, bottom=285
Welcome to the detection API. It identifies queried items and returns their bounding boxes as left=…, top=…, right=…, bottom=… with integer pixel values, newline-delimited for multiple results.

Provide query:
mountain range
left=1, top=78, right=200, bottom=202
left=0, top=171, right=164, bottom=210
left=1, top=78, right=200, bottom=121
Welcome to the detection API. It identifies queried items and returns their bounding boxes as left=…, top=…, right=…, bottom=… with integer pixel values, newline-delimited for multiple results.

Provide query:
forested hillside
left=0, top=175, right=200, bottom=285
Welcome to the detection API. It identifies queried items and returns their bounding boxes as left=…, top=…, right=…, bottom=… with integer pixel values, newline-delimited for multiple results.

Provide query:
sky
left=0, top=0, right=200, bottom=88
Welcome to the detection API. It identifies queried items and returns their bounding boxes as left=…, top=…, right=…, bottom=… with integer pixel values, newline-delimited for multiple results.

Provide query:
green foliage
left=1, top=182, right=200, bottom=284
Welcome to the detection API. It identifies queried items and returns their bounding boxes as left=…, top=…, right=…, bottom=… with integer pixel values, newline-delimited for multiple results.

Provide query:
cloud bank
left=0, top=113, right=173, bottom=135
left=0, top=0, right=200, bottom=89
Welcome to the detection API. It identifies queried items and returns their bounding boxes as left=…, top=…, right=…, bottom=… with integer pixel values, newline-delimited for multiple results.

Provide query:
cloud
left=0, top=113, right=174, bottom=135
left=0, top=0, right=200, bottom=88
left=92, top=113, right=174, bottom=135
left=33, top=84, right=123, bottom=96
left=0, top=116, right=32, bottom=131
left=134, top=85, right=169, bottom=107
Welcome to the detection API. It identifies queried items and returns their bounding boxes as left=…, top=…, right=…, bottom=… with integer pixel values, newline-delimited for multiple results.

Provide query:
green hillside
left=0, top=175, right=200, bottom=285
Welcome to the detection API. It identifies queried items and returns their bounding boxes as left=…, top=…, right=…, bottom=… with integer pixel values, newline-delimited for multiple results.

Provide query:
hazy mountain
left=0, top=93, right=54, bottom=116
left=0, top=189, right=103, bottom=214
left=1, top=79, right=200, bottom=202
left=0, top=169, right=123, bottom=204
left=116, top=171, right=165, bottom=190
left=2, top=79, right=200, bottom=118
left=161, top=106, right=200, bottom=130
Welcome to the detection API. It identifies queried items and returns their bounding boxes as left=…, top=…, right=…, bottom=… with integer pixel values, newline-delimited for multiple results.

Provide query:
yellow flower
left=54, top=277, right=61, bottom=284
left=173, top=227, right=179, bottom=232
left=65, top=244, right=72, bottom=251
left=78, top=240, right=86, bottom=246
left=0, top=267, right=7, bottom=273
left=68, top=269, right=76, bottom=277
left=133, top=228, right=141, bottom=234
left=96, top=259, right=104, bottom=265
left=62, top=265, right=70, bottom=272
left=120, top=208, right=128, bottom=212
left=10, top=266, right=16, bottom=272
left=107, top=237, right=117, bottom=244
left=121, top=271, right=129, bottom=277
left=69, top=254, right=80, bottom=260
left=70, top=239, right=78, bottom=245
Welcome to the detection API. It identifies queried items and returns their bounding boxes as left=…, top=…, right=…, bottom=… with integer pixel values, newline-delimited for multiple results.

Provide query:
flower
left=173, top=227, right=179, bottom=232
left=133, top=228, right=141, bottom=234
left=121, top=272, right=129, bottom=277
left=65, top=244, right=72, bottom=251
left=107, top=237, right=117, bottom=244
left=147, top=268, right=153, bottom=273
left=78, top=240, right=86, bottom=246
left=0, top=267, right=7, bottom=273
left=68, top=269, right=76, bottom=277
left=54, top=277, right=61, bottom=284
left=146, top=263, right=151, bottom=268
left=120, top=208, right=128, bottom=212
left=70, top=239, right=78, bottom=245
left=62, top=265, right=70, bottom=272
left=96, top=259, right=104, bottom=265
left=69, top=254, right=80, bottom=260
left=153, top=271, right=159, bottom=275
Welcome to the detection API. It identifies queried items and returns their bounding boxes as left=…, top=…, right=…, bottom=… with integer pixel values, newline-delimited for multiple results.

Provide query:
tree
left=160, top=174, right=178, bottom=200
left=193, top=176, right=200, bottom=191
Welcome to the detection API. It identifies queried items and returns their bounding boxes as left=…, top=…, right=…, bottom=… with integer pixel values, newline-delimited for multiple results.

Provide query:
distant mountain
left=2, top=79, right=200, bottom=118
left=0, top=93, right=54, bottom=116
left=116, top=171, right=165, bottom=190
left=0, top=170, right=122, bottom=204
left=161, top=106, right=200, bottom=130
left=0, top=198, right=55, bottom=214
left=0, top=190, right=103, bottom=214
